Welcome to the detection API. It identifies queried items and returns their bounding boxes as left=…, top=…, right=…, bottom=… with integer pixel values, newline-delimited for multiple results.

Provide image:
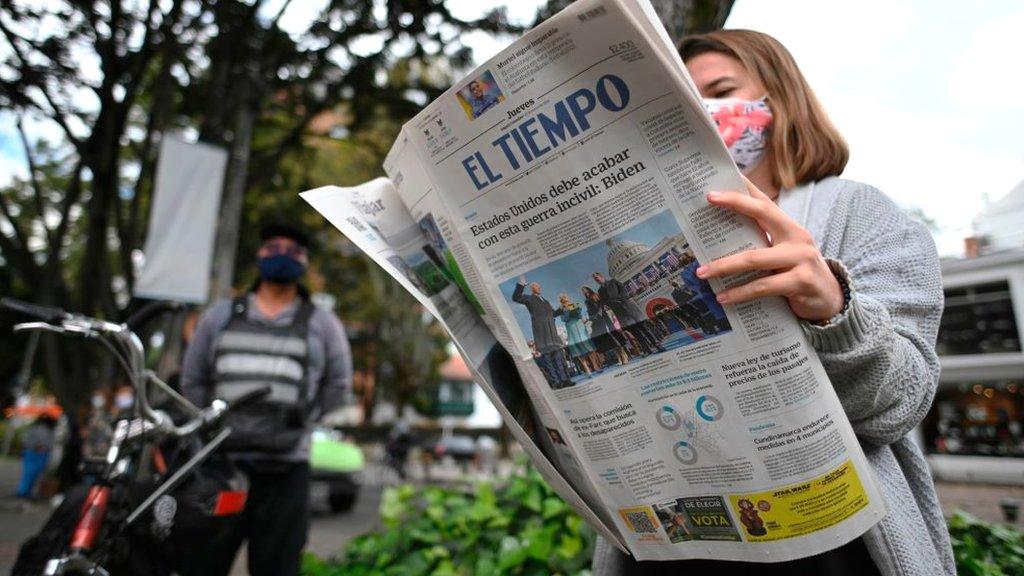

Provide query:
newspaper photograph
left=303, top=0, right=888, bottom=563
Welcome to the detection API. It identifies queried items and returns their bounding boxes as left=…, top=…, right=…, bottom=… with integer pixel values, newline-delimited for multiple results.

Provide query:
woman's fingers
left=707, top=181, right=808, bottom=243
left=706, top=191, right=792, bottom=239
left=697, top=245, right=810, bottom=279
left=699, top=178, right=843, bottom=320
left=716, top=270, right=798, bottom=304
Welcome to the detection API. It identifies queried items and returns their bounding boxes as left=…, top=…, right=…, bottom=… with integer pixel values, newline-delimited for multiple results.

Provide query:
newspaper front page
left=303, top=0, right=887, bottom=562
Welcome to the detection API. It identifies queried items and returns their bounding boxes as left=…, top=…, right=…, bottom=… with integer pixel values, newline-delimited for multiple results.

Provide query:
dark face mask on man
left=259, top=253, right=306, bottom=284
left=257, top=236, right=308, bottom=284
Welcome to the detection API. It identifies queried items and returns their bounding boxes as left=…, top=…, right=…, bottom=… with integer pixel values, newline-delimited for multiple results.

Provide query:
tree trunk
left=208, top=77, right=256, bottom=301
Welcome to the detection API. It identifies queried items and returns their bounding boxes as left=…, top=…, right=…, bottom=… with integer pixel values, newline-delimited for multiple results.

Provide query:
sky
left=2, top=0, right=1022, bottom=257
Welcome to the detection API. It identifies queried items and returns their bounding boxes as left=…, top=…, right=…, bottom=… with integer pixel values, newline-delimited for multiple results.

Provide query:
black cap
left=259, top=223, right=311, bottom=249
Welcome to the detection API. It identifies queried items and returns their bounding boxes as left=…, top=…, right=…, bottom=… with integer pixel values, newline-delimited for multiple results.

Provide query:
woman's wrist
left=809, top=259, right=853, bottom=327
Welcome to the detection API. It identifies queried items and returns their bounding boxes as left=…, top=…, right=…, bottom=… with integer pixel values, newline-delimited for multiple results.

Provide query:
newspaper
left=301, top=0, right=887, bottom=562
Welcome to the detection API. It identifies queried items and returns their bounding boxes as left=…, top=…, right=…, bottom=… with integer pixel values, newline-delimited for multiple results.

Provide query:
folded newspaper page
left=303, top=0, right=887, bottom=562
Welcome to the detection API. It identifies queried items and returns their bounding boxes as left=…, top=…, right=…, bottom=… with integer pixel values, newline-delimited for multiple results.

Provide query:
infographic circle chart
left=656, top=406, right=682, bottom=430
left=673, top=440, right=698, bottom=465
left=696, top=395, right=724, bottom=422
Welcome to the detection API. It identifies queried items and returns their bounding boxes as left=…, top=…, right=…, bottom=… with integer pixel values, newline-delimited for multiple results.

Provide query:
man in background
left=181, top=224, right=352, bottom=576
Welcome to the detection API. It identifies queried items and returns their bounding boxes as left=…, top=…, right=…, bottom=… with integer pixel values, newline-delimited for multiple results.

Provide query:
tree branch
left=0, top=225, right=41, bottom=286
left=51, top=161, right=84, bottom=263
left=267, top=0, right=295, bottom=32
left=0, top=188, right=36, bottom=274
left=16, top=120, right=55, bottom=245
left=0, top=14, right=85, bottom=151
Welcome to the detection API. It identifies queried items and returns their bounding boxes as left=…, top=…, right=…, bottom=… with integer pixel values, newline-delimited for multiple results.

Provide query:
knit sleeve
left=802, top=186, right=943, bottom=446
left=313, top=308, right=352, bottom=417
left=179, top=299, right=233, bottom=408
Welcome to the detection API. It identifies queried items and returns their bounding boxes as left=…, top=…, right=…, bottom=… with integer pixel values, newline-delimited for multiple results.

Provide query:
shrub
left=302, top=469, right=595, bottom=576
left=948, top=510, right=1024, bottom=576
left=304, top=472, right=1024, bottom=576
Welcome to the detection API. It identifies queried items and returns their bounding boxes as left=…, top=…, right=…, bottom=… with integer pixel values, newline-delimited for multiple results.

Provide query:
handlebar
left=5, top=297, right=193, bottom=438
left=134, top=385, right=271, bottom=440
left=4, top=297, right=270, bottom=443
left=0, top=297, right=69, bottom=323
left=225, top=387, right=273, bottom=412
left=124, top=300, right=184, bottom=330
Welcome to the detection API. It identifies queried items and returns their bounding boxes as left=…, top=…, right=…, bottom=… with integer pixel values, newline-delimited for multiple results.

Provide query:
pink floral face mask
left=703, top=96, right=773, bottom=173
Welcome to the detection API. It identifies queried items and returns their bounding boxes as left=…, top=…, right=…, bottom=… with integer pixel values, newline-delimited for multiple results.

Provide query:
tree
left=0, top=0, right=520, bottom=407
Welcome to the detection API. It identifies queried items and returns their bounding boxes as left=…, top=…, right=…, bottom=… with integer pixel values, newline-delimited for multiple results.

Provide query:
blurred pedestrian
left=385, top=420, right=414, bottom=479
left=16, top=414, right=56, bottom=499
left=475, top=434, right=497, bottom=476
left=81, top=393, right=112, bottom=481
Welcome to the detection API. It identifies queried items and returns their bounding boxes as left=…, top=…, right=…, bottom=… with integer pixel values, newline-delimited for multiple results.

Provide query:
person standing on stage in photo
left=592, top=29, right=952, bottom=576
left=557, top=293, right=600, bottom=375
left=680, top=258, right=730, bottom=333
left=513, top=277, right=572, bottom=388
left=592, top=272, right=665, bottom=355
left=669, top=279, right=717, bottom=335
left=582, top=286, right=630, bottom=367
left=181, top=224, right=352, bottom=576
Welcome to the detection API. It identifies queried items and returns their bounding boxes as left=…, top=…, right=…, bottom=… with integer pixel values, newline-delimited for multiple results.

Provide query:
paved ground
left=0, top=458, right=55, bottom=574
left=2, top=454, right=1023, bottom=574
left=935, top=481, right=1024, bottom=528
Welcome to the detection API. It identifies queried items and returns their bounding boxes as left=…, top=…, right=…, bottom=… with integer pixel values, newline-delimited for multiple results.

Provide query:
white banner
left=135, top=136, right=227, bottom=303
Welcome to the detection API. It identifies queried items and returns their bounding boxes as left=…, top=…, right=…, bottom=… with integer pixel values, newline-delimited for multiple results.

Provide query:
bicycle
left=2, top=297, right=269, bottom=576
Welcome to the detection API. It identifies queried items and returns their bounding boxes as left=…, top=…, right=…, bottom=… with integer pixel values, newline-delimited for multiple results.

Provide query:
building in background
left=965, top=180, right=1024, bottom=257
left=923, top=179, right=1024, bottom=485
left=362, top=352, right=502, bottom=431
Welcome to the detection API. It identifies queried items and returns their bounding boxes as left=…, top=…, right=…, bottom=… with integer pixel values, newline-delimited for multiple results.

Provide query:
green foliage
left=301, top=482, right=1024, bottom=576
left=949, top=511, right=1024, bottom=576
left=302, top=470, right=595, bottom=576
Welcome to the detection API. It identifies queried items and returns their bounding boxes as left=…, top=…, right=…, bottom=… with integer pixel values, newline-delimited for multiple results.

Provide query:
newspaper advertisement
left=303, top=0, right=887, bottom=562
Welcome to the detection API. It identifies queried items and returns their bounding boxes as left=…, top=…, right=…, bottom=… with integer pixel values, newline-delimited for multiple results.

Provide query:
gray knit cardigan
left=592, top=177, right=956, bottom=576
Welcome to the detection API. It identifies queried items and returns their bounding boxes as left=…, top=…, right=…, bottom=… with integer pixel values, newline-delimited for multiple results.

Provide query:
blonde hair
left=680, top=29, right=848, bottom=189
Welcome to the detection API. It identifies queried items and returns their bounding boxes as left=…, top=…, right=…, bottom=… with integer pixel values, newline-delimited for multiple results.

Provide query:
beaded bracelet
left=813, top=262, right=851, bottom=327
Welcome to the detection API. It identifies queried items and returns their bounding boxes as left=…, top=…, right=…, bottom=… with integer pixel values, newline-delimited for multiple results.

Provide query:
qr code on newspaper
left=619, top=506, right=660, bottom=534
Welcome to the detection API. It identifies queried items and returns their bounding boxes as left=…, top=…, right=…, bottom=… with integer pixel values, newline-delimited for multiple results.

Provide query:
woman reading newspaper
left=593, top=29, right=952, bottom=576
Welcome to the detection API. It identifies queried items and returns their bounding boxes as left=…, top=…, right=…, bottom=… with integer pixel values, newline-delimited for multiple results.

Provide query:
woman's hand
left=696, top=177, right=844, bottom=322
